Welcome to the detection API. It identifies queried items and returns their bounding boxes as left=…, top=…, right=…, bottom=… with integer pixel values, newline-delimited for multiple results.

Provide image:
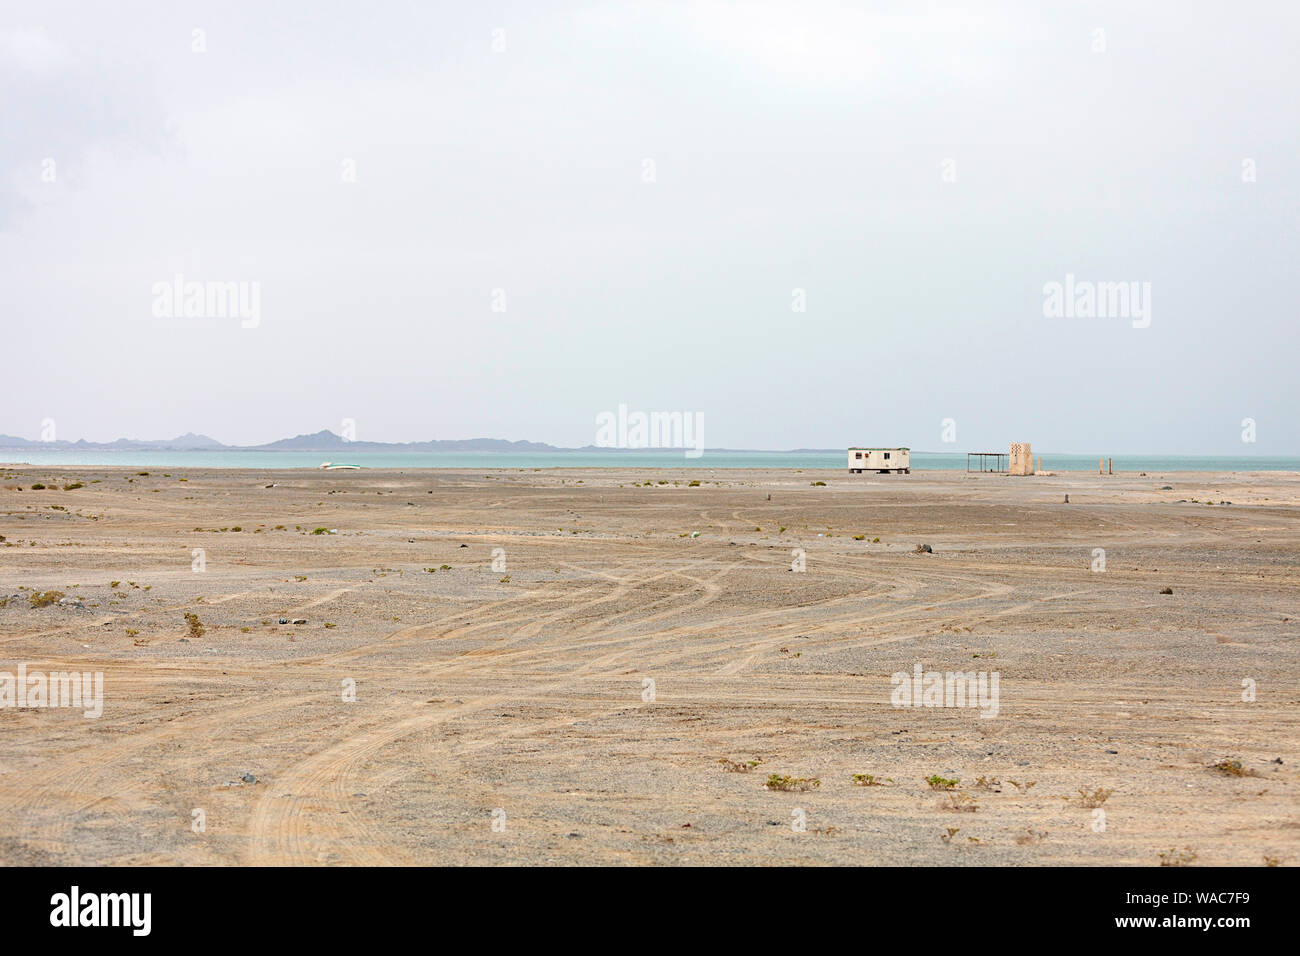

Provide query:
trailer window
left=855, top=452, right=862, bottom=459
left=884, top=452, right=890, bottom=460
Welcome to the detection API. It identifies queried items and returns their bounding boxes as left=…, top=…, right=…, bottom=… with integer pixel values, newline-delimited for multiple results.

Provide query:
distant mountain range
left=0, top=430, right=561, bottom=452
left=0, top=430, right=839, bottom=453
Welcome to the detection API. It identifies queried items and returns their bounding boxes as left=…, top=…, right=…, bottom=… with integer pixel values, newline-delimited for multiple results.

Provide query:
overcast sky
left=2, top=1, right=1297, bottom=453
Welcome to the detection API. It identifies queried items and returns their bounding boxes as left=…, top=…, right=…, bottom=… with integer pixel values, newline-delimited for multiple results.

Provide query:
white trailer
left=848, top=447, right=910, bottom=474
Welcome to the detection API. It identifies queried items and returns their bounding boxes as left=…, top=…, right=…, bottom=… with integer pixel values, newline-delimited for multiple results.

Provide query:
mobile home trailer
left=848, top=447, right=910, bottom=474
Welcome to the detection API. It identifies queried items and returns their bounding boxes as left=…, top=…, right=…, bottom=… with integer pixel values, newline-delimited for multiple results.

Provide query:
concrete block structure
left=1009, top=442, right=1034, bottom=476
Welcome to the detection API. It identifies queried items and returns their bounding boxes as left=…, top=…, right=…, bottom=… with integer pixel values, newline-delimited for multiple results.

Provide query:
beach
left=1, top=466, right=1297, bottom=865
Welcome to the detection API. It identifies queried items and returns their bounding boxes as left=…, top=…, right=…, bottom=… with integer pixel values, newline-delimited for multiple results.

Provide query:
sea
left=3, top=450, right=1297, bottom=472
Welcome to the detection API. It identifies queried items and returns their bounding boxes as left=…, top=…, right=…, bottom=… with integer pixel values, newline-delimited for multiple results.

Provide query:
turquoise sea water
left=3, top=450, right=1297, bottom=471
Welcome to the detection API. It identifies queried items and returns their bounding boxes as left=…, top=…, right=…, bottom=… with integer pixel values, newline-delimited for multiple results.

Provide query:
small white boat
left=319, top=462, right=362, bottom=470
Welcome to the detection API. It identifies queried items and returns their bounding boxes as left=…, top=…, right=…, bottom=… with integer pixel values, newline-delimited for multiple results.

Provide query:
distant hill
left=252, top=431, right=560, bottom=452
left=0, top=429, right=561, bottom=452
left=0, top=432, right=227, bottom=450
left=0, top=429, right=840, bottom=453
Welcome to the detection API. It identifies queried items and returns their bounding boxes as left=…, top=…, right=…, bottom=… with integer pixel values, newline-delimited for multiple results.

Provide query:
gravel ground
left=0, top=465, right=1296, bottom=865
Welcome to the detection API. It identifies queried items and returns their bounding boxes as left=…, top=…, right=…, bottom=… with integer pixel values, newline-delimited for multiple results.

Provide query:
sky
left=2, top=1, right=1297, bottom=454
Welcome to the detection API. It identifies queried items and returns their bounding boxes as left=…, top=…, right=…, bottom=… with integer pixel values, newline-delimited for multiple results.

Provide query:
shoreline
left=4, top=463, right=1300, bottom=475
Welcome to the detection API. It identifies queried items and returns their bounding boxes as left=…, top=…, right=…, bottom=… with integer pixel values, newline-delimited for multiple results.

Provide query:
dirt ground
left=0, top=465, right=1296, bottom=866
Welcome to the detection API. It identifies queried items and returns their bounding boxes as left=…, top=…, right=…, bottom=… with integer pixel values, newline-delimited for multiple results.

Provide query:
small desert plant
left=184, top=612, right=205, bottom=639
left=942, top=792, right=979, bottom=812
left=926, top=775, right=959, bottom=791
left=29, top=590, right=64, bottom=608
left=1008, top=780, right=1037, bottom=793
left=718, top=758, right=762, bottom=773
left=1158, top=847, right=1197, bottom=867
left=1067, top=787, right=1113, bottom=808
left=499, top=575, right=511, bottom=583
left=853, top=534, right=865, bottom=540
left=688, top=480, right=700, bottom=487
left=439, top=564, right=451, bottom=571
left=810, top=481, right=826, bottom=486
left=1015, top=828, right=1048, bottom=846
left=311, top=527, right=329, bottom=535
left=971, top=776, right=1002, bottom=792
left=62, top=482, right=84, bottom=490
left=764, top=774, right=820, bottom=792
left=30, top=483, right=45, bottom=490
left=852, top=773, right=886, bottom=787
left=1210, top=758, right=1261, bottom=778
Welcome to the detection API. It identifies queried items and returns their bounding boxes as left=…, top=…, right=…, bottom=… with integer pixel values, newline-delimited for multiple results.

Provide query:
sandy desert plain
left=0, top=465, right=1297, bottom=866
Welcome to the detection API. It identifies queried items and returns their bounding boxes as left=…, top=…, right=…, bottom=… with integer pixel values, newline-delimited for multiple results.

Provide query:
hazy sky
left=2, top=1, right=1297, bottom=453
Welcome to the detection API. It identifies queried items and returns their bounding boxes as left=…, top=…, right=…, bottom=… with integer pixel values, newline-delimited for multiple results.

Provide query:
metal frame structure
left=967, top=452, right=1007, bottom=473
